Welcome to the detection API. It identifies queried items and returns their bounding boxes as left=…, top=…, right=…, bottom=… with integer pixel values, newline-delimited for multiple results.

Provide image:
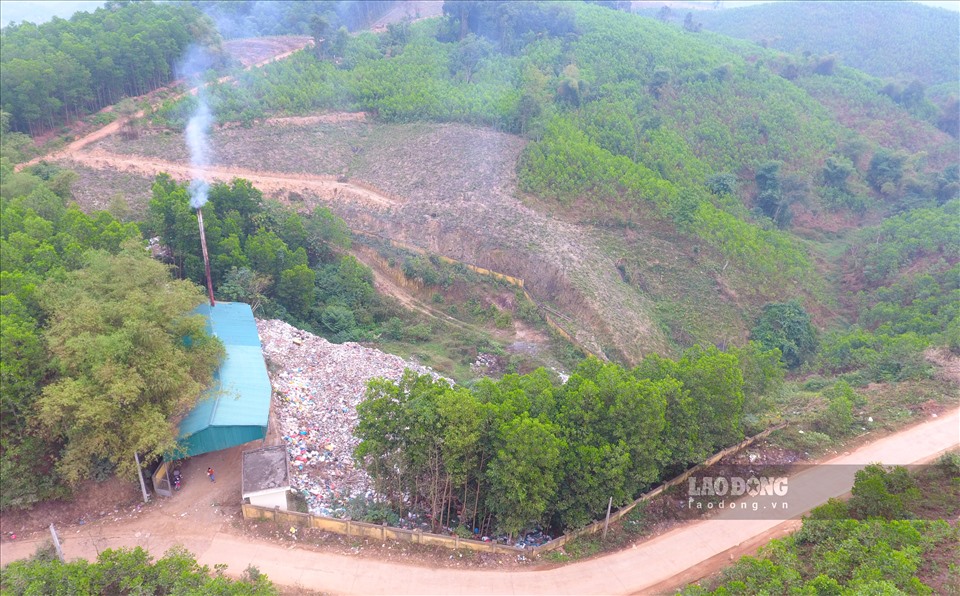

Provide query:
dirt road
left=66, top=148, right=398, bottom=209
left=15, top=36, right=313, bottom=172
left=3, top=409, right=956, bottom=594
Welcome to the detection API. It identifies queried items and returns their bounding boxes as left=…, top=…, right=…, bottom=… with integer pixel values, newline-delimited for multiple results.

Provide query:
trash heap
left=257, top=319, right=440, bottom=518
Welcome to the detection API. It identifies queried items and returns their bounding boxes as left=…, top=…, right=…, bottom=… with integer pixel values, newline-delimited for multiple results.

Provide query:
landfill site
left=256, top=319, right=440, bottom=518
left=256, top=318, right=554, bottom=547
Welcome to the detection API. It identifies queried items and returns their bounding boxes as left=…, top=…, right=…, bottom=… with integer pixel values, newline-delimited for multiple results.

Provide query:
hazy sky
left=1, top=0, right=958, bottom=28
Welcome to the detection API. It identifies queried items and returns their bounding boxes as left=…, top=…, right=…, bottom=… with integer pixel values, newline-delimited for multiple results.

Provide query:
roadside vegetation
left=0, top=545, right=277, bottom=595
left=354, top=344, right=783, bottom=538
left=683, top=453, right=960, bottom=595
left=0, top=162, right=225, bottom=509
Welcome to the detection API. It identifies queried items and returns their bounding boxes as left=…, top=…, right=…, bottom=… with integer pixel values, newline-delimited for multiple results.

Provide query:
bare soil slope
left=80, top=119, right=678, bottom=361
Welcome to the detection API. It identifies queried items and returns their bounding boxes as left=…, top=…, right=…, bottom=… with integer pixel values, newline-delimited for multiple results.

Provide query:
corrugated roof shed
left=176, top=302, right=272, bottom=457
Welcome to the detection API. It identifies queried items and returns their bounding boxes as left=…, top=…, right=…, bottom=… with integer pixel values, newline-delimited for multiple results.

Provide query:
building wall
left=249, top=489, right=288, bottom=510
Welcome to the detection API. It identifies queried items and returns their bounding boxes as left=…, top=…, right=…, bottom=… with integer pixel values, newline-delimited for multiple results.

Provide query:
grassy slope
left=697, top=1, right=960, bottom=85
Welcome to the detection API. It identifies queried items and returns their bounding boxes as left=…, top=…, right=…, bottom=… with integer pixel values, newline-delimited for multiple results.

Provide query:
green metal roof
left=176, top=302, right=272, bottom=457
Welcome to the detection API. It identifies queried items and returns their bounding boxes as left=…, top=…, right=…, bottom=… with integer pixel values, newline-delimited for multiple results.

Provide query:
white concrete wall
left=248, top=489, right=288, bottom=510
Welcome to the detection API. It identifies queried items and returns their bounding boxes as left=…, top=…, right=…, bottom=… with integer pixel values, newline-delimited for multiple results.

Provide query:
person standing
left=207, top=467, right=216, bottom=483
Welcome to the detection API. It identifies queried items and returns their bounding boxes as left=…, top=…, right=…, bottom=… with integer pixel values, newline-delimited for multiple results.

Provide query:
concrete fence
left=241, top=422, right=787, bottom=555
left=241, top=503, right=524, bottom=555
left=527, top=421, right=789, bottom=554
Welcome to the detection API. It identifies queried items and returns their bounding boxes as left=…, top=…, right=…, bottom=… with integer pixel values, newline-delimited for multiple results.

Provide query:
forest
left=0, top=2, right=221, bottom=135
left=0, top=147, right=384, bottom=507
left=693, top=1, right=959, bottom=87
left=0, top=165, right=223, bottom=506
left=147, top=174, right=392, bottom=342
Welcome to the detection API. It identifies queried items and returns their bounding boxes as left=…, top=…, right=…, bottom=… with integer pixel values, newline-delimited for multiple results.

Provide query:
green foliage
left=1, top=186, right=145, bottom=507
left=818, top=328, right=933, bottom=383
left=854, top=201, right=959, bottom=286
left=849, top=464, right=920, bottom=520
left=148, top=175, right=388, bottom=343
left=817, top=386, right=855, bottom=438
left=750, top=300, right=818, bottom=369
left=687, top=462, right=952, bottom=595
left=867, top=149, right=907, bottom=193
left=486, top=413, right=563, bottom=538
left=823, top=154, right=854, bottom=191
left=0, top=545, right=277, bottom=594
left=697, top=2, right=958, bottom=85
left=355, top=344, right=767, bottom=536
left=37, top=247, right=224, bottom=484
left=0, top=2, right=220, bottom=135
left=0, top=435, right=69, bottom=511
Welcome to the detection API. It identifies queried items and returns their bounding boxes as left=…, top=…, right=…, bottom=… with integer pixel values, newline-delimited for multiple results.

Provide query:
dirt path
left=65, top=149, right=398, bottom=210
left=3, top=409, right=956, bottom=594
left=15, top=36, right=313, bottom=172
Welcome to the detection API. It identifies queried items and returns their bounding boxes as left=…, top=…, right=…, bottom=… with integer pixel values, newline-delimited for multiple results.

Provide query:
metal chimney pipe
left=196, top=207, right=216, bottom=307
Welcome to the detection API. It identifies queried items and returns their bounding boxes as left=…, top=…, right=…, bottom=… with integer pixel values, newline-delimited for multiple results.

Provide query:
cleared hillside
left=61, top=1, right=959, bottom=362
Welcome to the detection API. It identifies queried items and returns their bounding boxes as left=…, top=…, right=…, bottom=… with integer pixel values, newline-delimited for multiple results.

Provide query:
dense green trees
left=147, top=175, right=390, bottom=342
left=355, top=345, right=783, bottom=536
left=1, top=174, right=222, bottom=508
left=750, top=300, right=818, bottom=369
left=38, top=248, right=223, bottom=484
left=0, top=2, right=221, bottom=134
left=0, top=546, right=277, bottom=595
left=696, top=1, right=959, bottom=86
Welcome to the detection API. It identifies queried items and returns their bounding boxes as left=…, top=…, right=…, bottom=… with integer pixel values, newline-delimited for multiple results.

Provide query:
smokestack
left=196, top=207, right=216, bottom=307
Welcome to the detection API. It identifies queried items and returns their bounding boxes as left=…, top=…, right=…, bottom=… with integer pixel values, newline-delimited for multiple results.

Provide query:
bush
left=405, top=322, right=433, bottom=342
left=750, top=300, right=818, bottom=369
left=849, top=465, right=919, bottom=520
left=622, top=502, right=648, bottom=535
left=817, top=392, right=854, bottom=438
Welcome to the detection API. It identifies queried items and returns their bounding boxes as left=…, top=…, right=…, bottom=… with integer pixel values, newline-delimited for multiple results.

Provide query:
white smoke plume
left=177, top=45, right=216, bottom=209
left=186, top=97, right=212, bottom=209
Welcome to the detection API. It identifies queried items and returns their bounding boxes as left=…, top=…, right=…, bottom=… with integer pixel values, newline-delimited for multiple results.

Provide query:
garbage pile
left=257, top=319, right=440, bottom=518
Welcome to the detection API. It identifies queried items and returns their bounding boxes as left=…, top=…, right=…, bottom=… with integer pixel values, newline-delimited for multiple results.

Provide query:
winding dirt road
left=68, top=148, right=398, bottom=209
left=2, top=409, right=956, bottom=594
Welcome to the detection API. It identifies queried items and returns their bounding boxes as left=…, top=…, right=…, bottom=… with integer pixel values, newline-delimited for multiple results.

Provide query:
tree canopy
left=0, top=545, right=277, bottom=595
left=37, top=246, right=223, bottom=483
left=355, top=345, right=782, bottom=537
left=0, top=2, right=222, bottom=134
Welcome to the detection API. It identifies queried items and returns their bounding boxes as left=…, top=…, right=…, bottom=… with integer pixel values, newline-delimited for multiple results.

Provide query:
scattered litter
left=257, top=319, right=444, bottom=518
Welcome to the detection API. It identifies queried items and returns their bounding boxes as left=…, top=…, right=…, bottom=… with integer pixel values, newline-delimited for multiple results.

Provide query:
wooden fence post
left=603, top=496, right=613, bottom=540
